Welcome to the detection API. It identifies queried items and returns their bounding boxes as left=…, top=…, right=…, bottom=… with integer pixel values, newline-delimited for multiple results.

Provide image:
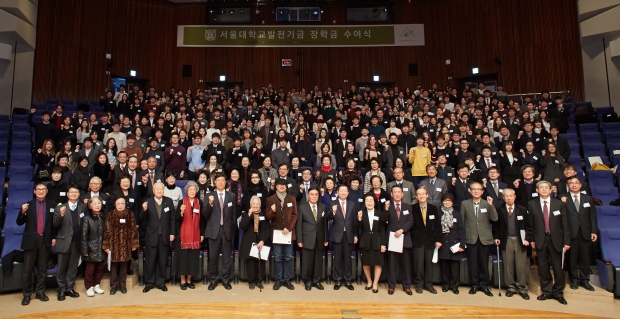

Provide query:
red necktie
left=543, top=200, right=550, bottom=233
left=396, top=203, right=401, bottom=220
left=487, top=158, right=491, bottom=168
left=37, top=201, right=44, bottom=235
left=341, top=201, right=346, bottom=231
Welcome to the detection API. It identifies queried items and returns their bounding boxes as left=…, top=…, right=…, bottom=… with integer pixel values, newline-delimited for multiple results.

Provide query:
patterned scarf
left=276, top=191, right=287, bottom=207
left=440, top=206, right=454, bottom=233
left=227, top=180, right=243, bottom=205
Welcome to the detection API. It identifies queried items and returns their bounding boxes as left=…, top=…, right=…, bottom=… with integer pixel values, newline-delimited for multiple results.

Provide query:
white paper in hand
left=273, top=230, right=292, bottom=244
left=249, top=244, right=270, bottom=260
left=388, top=232, right=404, bottom=253
left=107, top=250, right=112, bottom=271
left=432, top=248, right=439, bottom=263
left=450, top=243, right=460, bottom=253
left=520, top=230, right=526, bottom=245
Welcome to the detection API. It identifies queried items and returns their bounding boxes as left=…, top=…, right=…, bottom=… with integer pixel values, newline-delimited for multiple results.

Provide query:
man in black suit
left=561, top=177, right=598, bottom=291
left=140, top=182, right=175, bottom=292
left=203, top=173, right=237, bottom=290
left=518, top=122, right=544, bottom=153
left=513, top=165, right=539, bottom=208
left=298, top=168, right=318, bottom=203
left=477, top=146, right=500, bottom=177
left=112, top=151, right=129, bottom=185
left=492, top=188, right=532, bottom=300
left=140, top=157, right=164, bottom=200
left=16, top=183, right=56, bottom=305
left=397, top=125, right=416, bottom=155
left=410, top=187, right=440, bottom=294
left=557, top=164, right=591, bottom=196
left=325, top=185, right=357, bottom=290
left=79, top=176, right=110, bottom=219
left=483, top=167, right=507, bottom=208
left=256, top=116, right=276, bottom=148
left=296, top=188, right=328, bottom=291
left=528, top=180, right=570, bottom=305
left=494, top=125, right=517, bottom=150
left=549, top=126, right=570, bottom=161
left=383, top=186, right=414, bottom=295
left=449, top=164, right=473, bottom=212
left=435, top=153, right=455, bottom=181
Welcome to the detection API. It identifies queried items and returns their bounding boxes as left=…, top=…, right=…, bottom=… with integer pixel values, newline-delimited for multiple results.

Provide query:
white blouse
left=367, top=209, right=375, bottom=231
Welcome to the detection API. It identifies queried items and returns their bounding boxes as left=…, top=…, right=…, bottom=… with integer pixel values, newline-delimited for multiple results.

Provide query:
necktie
left=341, top=201, right=346, bottom=231
left=305, top=183, right=309, bottom=200
left=130, top=171, right=135, bottom=188
left=508, top=206, right=513, bottom=217
left=421, top=205, right=426, bottom=226
left=396, top=203, right=401, bottom=220
left=493, top=182, right=499, bottom=197
left=430, top=179, right=435, bottom=185
left=150, top=171, right=154, bottom=183
left=543, top=200, right=550, bottom=233
left=121, top=164, right=125, bottom=171
left=475, top=204, right=479, bottom=217
left=37, top=201, right=44, bottom=235
left=219, top=193, right=224, bottom=225
left=574, top=195, right=580, bottom=211
left=312, top=205, right=317, bottom=221
left=487, top=158, right=491, bottom=168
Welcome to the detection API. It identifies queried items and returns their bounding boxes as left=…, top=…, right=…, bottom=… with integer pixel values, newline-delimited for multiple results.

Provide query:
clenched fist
left=21, top=203, right=29, bottom=214
left=59, top=206, right=66, bottom=217
left=142, top=202, right=148, bottom=211
left=271, top=204, right=276, bottom=212
left=208, top=196, right=214, bottom=205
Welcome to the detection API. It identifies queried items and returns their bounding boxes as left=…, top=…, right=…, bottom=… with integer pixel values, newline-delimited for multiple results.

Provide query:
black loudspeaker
left=408, top=63, right=418, bottom=76
left=182, top=65, right=192, bottom=77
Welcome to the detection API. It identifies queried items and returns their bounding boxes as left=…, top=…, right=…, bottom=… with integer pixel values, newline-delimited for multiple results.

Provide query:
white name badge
left=322, top=212, right=325, bottom=217
left=492, top=152, right=497, bottom=155
left=453, top=218, right=457, bottom=222
left=118, top=137, right=123, bottom=141
left=193, top=209, right=200, bottom=213
left=267, top=177, right=271, bottom=182
left=532, top=193, right=539, bottom=197
left=430, top=129, right=434, bottom=133
left=447, top=173, right=452, bottom=176
left=164, top=207, right=170, bottom=212
left=218, top=169, right=222, bottom=172
left=499, top=189, right=504, bottom=193
left=227, top=202, right=233, bottom=207
left=160, top=144, right=166, bottom=148
left=354, top=158, right=358, bottom=161
left=288, top=183, right=293, bottom=187
left=331, top=196, right=337, bottom=200
left=155, top=155, right=160, bottom=159
left=101, top=128, right=105, bottom=131
left=553, top=210, right=560, bottom=216
left=445, top=154, right=450, bottom=157
left=536, top=138, right=540, bottom=141
left=533, top=156, right=538, bottom=160
left=403, top=188, right=409, bottom=192
left=238, top=153, right=242, bottom=157
left=328, top=175, right=333, bottom=178
left=156, top=179, right=161, bottom=183
left=259, top=216, right=265, bottom=221
left=429, top=215, right=434, bottom=219
left=80, top=213, right=84, bottom=218
left=517, top=216, right=523, bottom=220
left=358, top=198, right=363, bottom=202
left=377, top=151, right=381, bottom=155
left=217, top=151, right=221, bottom=154
left=491, top=163, right=496, bottom=166
left=261, top=153, right=265, bottom=157
left=287, top=203, right=293, bottom=207
left=380, top=198, right=386, bottom=203
left=581, top=190, right=587, bottom=194
left=583, top=203, right=590, bottom=208
left=400, top=151, right=403, bottom=154
left=480, top=208, right=487, bottom=213
left=120, top=219, right=126, bottom=223
left=69, top=130, right=73, bottom=134
left=102, top=200, right=106, bottom=204
left=422, top=155, right=427, bottom=159
left=60, top=192, right=66, bottom=196
left=137, top=182, right=142, bottom=185
left=129, top=198, right=135, bottom=203
left=403, top=210, right=409, bottom=215
left=50, top=208, right=54, bottom=212
left=373, top=216, right=380, bottom=221
left=177, top=152, right=182, bottom=156
left=555, top=160, right=559, bottom=164
left=436, top=187, right=442, bottom=192
left=257, top=193, right=263, bottom=197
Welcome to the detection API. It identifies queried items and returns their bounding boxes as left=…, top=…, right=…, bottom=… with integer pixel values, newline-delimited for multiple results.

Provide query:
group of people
left=18, top=83, right=598, bottom=307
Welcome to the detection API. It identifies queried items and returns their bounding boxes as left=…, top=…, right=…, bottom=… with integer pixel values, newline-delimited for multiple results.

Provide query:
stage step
left=527, top=266, right=614, bottom=304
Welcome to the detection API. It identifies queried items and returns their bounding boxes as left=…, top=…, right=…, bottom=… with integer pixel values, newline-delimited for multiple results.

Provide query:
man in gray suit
left=461, top=182, right=498, bottom=296
left=53, top=184, right=88, bottom=301
left=296, top=187, right=328, bottom=291
left=418, top=164, right=448, bottom=208
left=387, top=168, right=415, bottom=205
left=73, top=137, right=98, bottom=169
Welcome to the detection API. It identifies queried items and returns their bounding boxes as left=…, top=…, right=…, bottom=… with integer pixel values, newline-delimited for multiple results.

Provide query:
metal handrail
left=506, top=91, right=570, bottom=102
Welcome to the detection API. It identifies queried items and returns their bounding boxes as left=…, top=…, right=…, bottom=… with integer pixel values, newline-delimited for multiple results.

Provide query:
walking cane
left=496, top=244, right=502, bottom=297
left=258, top=247, right=262, bottom=293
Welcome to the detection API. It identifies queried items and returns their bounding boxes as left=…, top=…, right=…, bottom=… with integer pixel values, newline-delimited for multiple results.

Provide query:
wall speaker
left=408, top=63, right=418, bottom=76
left=182, top=65, right=192, bottom=77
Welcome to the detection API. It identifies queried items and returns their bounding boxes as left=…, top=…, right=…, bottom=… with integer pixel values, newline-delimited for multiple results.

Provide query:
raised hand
left=21, top=203, right=29, bottom=213
left=142, top=202, right=148, bottom=211
left=357, top=210, right=363, bottom=220
left=271, top=204, right=276, bottom=212
left=59, top=206, right=66, bottom=217
left=208, top=195, right=214, bottom=206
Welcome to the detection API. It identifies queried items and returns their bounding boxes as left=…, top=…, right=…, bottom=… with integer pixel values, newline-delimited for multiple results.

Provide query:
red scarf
left=321, top=165, right=331, bottom=172
left=180, top=197, right=201, bottom=249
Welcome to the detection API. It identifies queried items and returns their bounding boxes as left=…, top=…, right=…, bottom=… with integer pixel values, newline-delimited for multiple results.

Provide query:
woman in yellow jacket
left=408, top=136, right=431, bottom=188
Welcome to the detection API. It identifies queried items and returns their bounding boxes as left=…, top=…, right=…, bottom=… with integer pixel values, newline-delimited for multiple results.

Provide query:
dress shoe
left=180, top=283, right=187, bottom=290
left=333, top=283, right=341, bottom=290
left=581, top=282, right=595, bottom=291
left=312, top=283, right=324, bottom=290
left=21, top=296, right=30, bottom=306
left=284, top=281, right=295, bottom=290
left=555, top=296, right=567, bottom=305
left=35, top=293, right=49, bottom=302
left=66, top=290, right=80, bottom=298
left=387, top=288, right=395, bottom=295
left=426, top=286, right=437, bottom=294
left=120, top=288, right=127, bottom=294
left=537, top=294, right=551, bottom=301
left=344, top=283, right=354, bottom=291
left=404, top=288, right=413, bottom=295
left=208, top=283, right=218, bottom=290
left=372, top=289, right=378, bottom=294
left=570, top=281, right=579, bottom=290
left=256, top=282, right=264, bottom=290
left=57, top=293, right=65, bottom=301
left=158, top=285, right=168, bottom=292
left=519, top=292, right=530, bottom=300
left=143, top=286, right=153, bottom=293
left=127, top=269, right=134, bottom=275
left=273, top=281, right=281, bottom=290
left=110, top=288, right=117, bottom=295
left=482, top=288, right=493, bottom=297
left=305, top=283, right=311, bottom=291
left=249, top=282, right=256, bottom=290
left=452, top=289, right=459, bottom=295
left=505, top=291, right=514, bottom=297
left=223, top=282, right=232, bottom=290
left=469, top=287, right=478, bottom=295
left=442, top=287, right=449, bottom=293
left=187, top=283, right=195, bottom=289
left=415, top=287, right=423, bottom=294
left=365, top=285, right=372, bottom=291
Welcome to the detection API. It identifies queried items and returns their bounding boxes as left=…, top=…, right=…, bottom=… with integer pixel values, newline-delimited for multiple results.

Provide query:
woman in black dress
left=175, top=181, right=204, bottom=290
left=355, top=193, right=386, bottom=293
left=239, top=195, right=270, bottom=290
left=242, top=170, right=270, bottom=212
left=499, top=141, right=521, bottom=186
left=437, top=193, right=465, bottom=294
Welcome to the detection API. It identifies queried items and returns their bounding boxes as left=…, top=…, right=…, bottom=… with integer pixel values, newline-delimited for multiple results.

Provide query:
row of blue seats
left=595, top=206, right=620, bottom=297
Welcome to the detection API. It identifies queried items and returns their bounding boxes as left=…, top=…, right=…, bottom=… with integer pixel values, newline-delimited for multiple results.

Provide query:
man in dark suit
left=79, top=176, right=111, bottom=219
left=558, top=164, right=591, bottom=196
left=477, top=146, right=500, bottom=177
left=325, top=185, right=357, bottom=290
left=274, top=164, right=301, bottom=201
left=296, top=188, right=328, bottom=291
left=528, top=180, right=570, bottom=305
left=410, top=187, right=441, bottom=294
left=140, top=182, right=175, bottom=292
left=549, top=126, right=570, bottom=161
left=73, top=138, right=98, bottom=169
left=483, top=167, right=507, bottom=208
left=561, top=177, right=598, bottom=291
left=492, top=188, right=532, bottom=300
left=397, top=125, right=416, bottom=155
left=140, top=157, right=164, bottom=200
left=514, top=165, right=539, bottom=208
left=203, top=173, right=237, bottom=290
left=435, top=153, right=455, bottom=181
left=256, top=116, right=276, bottom=149
left=461, top=182, right=498, bottom=296
left=53, top=185, right=88, bottom=301
left=449, top=164, right=473, bottom=212
left=112, top=151, right=129, bottom=185
left=494, top=125, right=517, bottom=150
left=383, top=186, right=414, bottom=295
left=16, top=183, right=56, bottom=305
left=298, top=168, right=318, bottom=203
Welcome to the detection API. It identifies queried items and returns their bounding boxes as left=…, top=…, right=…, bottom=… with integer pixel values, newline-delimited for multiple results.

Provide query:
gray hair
left=249, top=195, right=261, bottom=206
left=153, top=182, right=165, bottom=191
left=536, top=180, right=552, bottom=189
left=502, top=188, right=516, bottom=196
left=89, top=176, right=102, bottom=184
left=185, top=181, right=199, bottom=194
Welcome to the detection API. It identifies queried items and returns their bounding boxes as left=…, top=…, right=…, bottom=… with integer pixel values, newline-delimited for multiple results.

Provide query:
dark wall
left=32, top=0, right=584, bottom=102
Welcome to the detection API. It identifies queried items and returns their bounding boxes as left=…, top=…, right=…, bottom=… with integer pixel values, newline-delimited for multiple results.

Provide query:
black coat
left=139, top=197, right=176, bottom=247
left=16, top=199, right=57, bottom=250
left=239, top=210, right=271, bottom=259
left=80, top=213, right=105, bottom=262
left=437, top=209, right=465, bottom=260
left=410, top=203, right=442, bottom=249
left=382, top=202, right=414, bottom=248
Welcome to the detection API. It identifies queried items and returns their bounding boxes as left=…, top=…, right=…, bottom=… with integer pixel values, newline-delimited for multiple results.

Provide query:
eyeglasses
left=35, top=188, right=47, bottom=191
left=470, top=188, right=483, bottom=191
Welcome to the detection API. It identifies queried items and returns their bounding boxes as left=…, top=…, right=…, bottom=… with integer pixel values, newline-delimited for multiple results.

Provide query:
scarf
left=227, top=180, right=243, bottom=205
left=440, top=206, right=454, bottom=233
left=276, top=191, right=287, bottom=206
left=197, top=182, right=209, bottom=202
left=321, top=165, right=332, bottom=172
left=180, top=197, right=201, bottom=249
left=253, top=210, right=261, bottom=232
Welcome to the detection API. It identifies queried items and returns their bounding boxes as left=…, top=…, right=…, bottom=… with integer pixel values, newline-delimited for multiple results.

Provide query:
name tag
left=102, top=200, right=106, bottom=204
left=328, top=175, right=333, bottom=178
left=491, top=163, right=496, bottom=166
left=436, top=187, right=442, bottom=192
left=377, top=151, right=381, bottom=155
left=553, top=210, right=560, bottom=216
left=298, top=172, right=302, bottom=176
left=118, top=137, right=123, bottom=141
left=257, top=193, right=262, bottom=197
left=217, top=151, right=221, bottom=154
left=238, top=153, right=242, bottom=157
left=447, top=173, right=452, bottom=176
left=269, top=131, right=273, bottom=134
left=322, top=211, right=325, bottom=217
left=261, top=153, right=265, bottom=157
left=380, top=198, right=386, bottom=203
left=492, top=152, right=496, bottom=155
left=227, top=202, right=233, bottom=207
left=259, top=216, right=265, bottom=221
left=287, top=203, right=293, bottom=207
left=480, top=208, right=487, bottom=213
left=137, top=182, right=142, bottom=185
left=69, top=130, right=73, bottom=134
left=445, top=154, right=450, bottom=157
left=50, top=208, right=54, bottom=212
left=555, top=160, right=559, bottom=164
left=129, top=198, right=135, bottom=202
left=177, top=152, right=182, bottom=156
left=535, top=138, right=540, bottom=141
left=193, top=209, right=200, bottom=213
left=120, top=218, right=126, bottom=223
left=331, top=196, right=337, bottom=200
left=583, top=203, right=590, bottom=208
left=267, top=177, right=271, bottom=182
left=80, top=213, right=84, bottom=218
left=430, top=129, right=434, bottom=133
left=403, top=210, right=409, bottom=215
left=155, top=155, right=160, bottom=159
left=499, top=189, right=504, bottom=193
left=358, top=198, right=363, bottom=202
left=453, top=218, right=457, bottom=222
left=156, top=179, right=161, bottom=183
left=532, top=193, right=538, bottom=197
left=218, top=169, right=222, bottom=172
left=160, top=144, right=166, bottom=148
left=403, top=187, right=409, bottom=192
left=373, top=216, right=380, bottom=221
left=581, top=190, right=587, bottom=194
left=354, top=158, right=358, bottom=161
left=164, top=207, right=170, bottom=212
left=101, top=128, right=106, bottom=131
left=60, top=192, right=66, bottom=196
left=287, top=183, right=293, bottom=188
left=399, top=151, right=403, bottom=154
left=532, top=156, right=538, bottom=160
left=429, top=215, right=434, bottom=219
left=422, top=155, right=427, bottom=159
left=517, top=215, right=523, bottom=220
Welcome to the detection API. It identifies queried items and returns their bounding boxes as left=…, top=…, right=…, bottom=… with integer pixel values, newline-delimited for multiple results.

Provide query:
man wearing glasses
left=461, top=182, right=498, bottom=296
left=17, top=183, right=57, bottom=305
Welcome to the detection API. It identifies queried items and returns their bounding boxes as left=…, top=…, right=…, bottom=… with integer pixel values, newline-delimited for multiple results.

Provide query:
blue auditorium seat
left=11, top=152, right=32, bottom=165
left=562, top=133, right=578, bottom=141
left=90, top=100, right=101, bottom=107
left=11, top=142, right=32, bottom=153
left=576, top=102, right=593, bottom=108
left=591, top=186, right=619, bottom=205
left=579, top=123, right=599, bottom=133
left=581, top=132, right=603, bottom=145
left=602, top=122, right=620, bottom=134
left=76, top=100, right=89, bottom=106
left=583, top=143, right=606, bottom=158
left=596, top=206, right=620, bottom=228
left=587, top=170, right=614, bottom=187
left=12, top=114, right=28, bottom=123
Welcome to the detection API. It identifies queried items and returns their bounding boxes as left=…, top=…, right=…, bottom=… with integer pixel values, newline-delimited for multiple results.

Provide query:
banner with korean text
left=177, top=24, right=424, bottom=47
